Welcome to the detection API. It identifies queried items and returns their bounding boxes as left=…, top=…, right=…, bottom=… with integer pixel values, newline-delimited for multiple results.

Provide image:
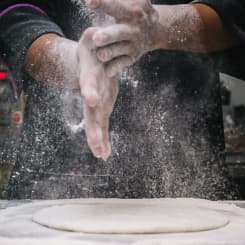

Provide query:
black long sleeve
left=0, top=1, right=64, bottom=93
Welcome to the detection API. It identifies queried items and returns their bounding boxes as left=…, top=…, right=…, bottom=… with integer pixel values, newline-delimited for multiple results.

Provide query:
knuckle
left=82, top=27, right=96, bottom=44
left=83, top=28, right=93, bottom=38
left=88, top=136, right=99, bottom=147
left=106, top=48, right=113, bottom=60
left=133, top=8, right=143, bottom=17
left=130, top=46, right=139, bottom=61
left=97, top=48, right=108, bottom=62
left=130, top=5, right=144, bottom=18
left=87, top=130, right=100, bottom=146
left=106, top=66, right=116, bottom=78
left=115, top=59, right=123, bottom=70
left=84, top=93, right=99, bottom=107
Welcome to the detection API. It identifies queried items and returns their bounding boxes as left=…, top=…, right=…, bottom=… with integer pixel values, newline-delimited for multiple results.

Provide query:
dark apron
left=7, top=0, right=238, bottom=200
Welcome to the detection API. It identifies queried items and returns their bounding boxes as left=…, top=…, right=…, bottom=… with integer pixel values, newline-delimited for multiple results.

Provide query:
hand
left=78, top=27, right=119, bottom=160
left=86, top=0, right=161, bottom=77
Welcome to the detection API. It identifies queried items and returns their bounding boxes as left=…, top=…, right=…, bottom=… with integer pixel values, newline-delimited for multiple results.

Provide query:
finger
left=108, top=76, right=119, bottom=109
left=100, top=114, right=111, bottom=161
left=85, top=0, right=144, bottom=20
left=100, top=77, right=119, bottom=160
left=84, top=105, right=103, bottom=158
left=105, top=56, right=133, bottom=77
left=93, top=24, right=133, bottom=47
left=80, top=72, right=100, bottom=107
left=79, top=28, right=101, bottom=107
left=81, top=27, right=98, bottom=47
left=97, top=41, right=135, bottom=63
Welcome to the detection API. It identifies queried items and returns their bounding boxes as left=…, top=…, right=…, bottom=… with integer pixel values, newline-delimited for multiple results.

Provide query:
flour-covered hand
left=86, top=0, right=161, bottom=77
left=78, top=27, right=118, bottom=160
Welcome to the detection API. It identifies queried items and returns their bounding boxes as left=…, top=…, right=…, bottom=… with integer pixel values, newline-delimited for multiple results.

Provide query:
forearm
left=25, top=34, right=80, bottom=89
left=154, top=4, right=239, bottom=52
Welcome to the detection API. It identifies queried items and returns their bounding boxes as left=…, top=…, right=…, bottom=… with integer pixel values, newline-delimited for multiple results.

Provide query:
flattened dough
left=32, top=198, right=229, bottom=234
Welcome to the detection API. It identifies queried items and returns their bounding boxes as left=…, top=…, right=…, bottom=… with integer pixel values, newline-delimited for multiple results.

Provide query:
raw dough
left=32, top=198, right=229, bottom=234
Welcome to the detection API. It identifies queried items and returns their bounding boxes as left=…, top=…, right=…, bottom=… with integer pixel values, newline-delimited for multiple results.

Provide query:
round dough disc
left=32, top=199, right=229, bottom=234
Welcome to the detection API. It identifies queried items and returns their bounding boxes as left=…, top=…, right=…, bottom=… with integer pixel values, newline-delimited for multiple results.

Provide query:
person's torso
left=7, top=0, right=235, bottom=200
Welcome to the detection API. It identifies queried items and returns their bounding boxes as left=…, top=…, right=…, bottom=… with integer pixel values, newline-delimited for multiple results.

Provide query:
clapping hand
left=78, top=27, right=118, bottom=160
left=86, top=0, right=161, bottom=77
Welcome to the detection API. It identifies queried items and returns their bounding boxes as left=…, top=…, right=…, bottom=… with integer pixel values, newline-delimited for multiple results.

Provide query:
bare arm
left=24, top=34, right=80, bottom=89
left=26, top=5, right=237, bottom=85
left=24, top=31, right=118, bottom=160
left=85, top=0, right=240, bottom=77
left=154, top=3, right=239, bottom=52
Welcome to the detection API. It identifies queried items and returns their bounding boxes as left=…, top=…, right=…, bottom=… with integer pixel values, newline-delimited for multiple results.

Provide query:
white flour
left=0, top=198, right=245, bottom=245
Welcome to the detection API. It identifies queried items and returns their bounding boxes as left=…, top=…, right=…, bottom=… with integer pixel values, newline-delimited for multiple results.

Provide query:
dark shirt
left=0, top=0, right=242, bottom=200
left=194, top=0, right=245, bottom=81
left=194, top=0, right=245, bottom=42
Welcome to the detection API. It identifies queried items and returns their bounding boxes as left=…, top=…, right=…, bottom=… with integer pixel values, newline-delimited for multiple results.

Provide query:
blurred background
left=0, top=63, right=25, bottom=198
left=221, top=73, right=245, bottom=199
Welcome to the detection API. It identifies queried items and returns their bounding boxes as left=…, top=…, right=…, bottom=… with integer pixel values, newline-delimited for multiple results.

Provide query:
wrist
left=152, top=5, right=173, bottom=51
